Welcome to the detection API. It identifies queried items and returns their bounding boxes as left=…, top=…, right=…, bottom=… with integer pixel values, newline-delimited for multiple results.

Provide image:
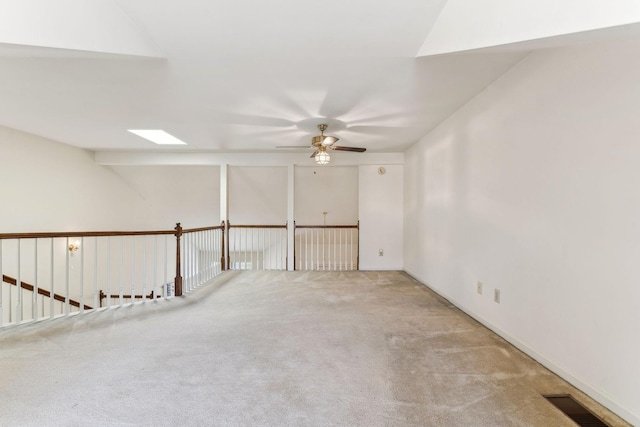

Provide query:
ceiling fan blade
left=346, top=125, right=401, bottom=135
left=210, top=113, right=296, bottom=127
left=333, top=146, right=366, bottom=153
left=310, top=150, right=319, bottom=158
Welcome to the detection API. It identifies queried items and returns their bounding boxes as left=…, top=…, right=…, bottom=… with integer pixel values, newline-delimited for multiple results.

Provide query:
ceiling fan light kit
left=315, top=147, right=331, bottom=165
left=306, top=123, right=366, bottom=165
left=277, top=123, right=366, bottom=165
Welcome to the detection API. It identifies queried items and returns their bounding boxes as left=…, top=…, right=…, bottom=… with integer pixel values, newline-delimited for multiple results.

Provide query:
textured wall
left=404, top=39, right=640, bottom=424
left=0, top=126, right=158, bottom=232
left=359, top=165, right=403, bottom=270
left=294, top=166, right=358, bottom=225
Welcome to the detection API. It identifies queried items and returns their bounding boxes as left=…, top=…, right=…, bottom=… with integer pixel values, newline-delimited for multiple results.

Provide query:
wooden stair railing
left=293, top=221, right=360, bottom=270
left=226, top=221, right=289, bottom=270
left=1, top=222, right=226, bottom=308
left=2, top=274, right=92, bottom=310
left=98, top=290, right=158, bottom=307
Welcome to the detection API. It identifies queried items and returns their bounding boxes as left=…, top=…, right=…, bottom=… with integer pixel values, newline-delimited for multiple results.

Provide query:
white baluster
left=106, top=237, right=111, bottom=308
left=332, top=229, right=336, bottom=271
left=189, top=233, right=198, bottom=291
left=119, top=236, right=124, bottom=306
left=205, top=231, right=209, bottom=280
left=164, top=234, right=168, bottom=298
left=339, top=230, right=343, bottom=271
left=186, top=233, right=191, bottom=291
left=33, top=239, right=38, bottom=320
left=64, top=237, right=70, bottom=316
left=196, top=231, right=200, bottom=285
left=350, top=229, right=354, bottom=270
left=304, top=229, right=308, bottom=271
left=94, top=238, right=98, bottom=309
left=189, top=233, right=193, bottom=289
left=50, top=238, right=55, bottom=317
left=16, top=240, right=21, bottom=323
left=311, top=229, right=314, bottom=270
left=0, top=240, right=3, bottom=326
left=251, top=229, right=255, bottom=271
left=80, top=237, right=85, bottom=313
left=153, top=235, right=158, bottom=301
left=322, top=228, right=326, bottom=271
left=189, top=233, right=193, bottom=290
left=131, top=237, right=136, bottom=305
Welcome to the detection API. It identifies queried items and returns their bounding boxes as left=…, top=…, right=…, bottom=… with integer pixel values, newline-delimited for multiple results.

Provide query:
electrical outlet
left=477, top=281, right=483, bottom=295
left=378, top=249, right=384, bottom=256
left=494, top=289, right=501, bottom=303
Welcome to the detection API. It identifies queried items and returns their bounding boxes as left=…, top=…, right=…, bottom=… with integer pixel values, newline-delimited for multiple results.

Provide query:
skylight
left=128, top=129, right=187, bottom=145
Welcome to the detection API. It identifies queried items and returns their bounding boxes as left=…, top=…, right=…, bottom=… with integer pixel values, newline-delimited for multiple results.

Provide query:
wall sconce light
left=68, top=240, right=81, bottom=253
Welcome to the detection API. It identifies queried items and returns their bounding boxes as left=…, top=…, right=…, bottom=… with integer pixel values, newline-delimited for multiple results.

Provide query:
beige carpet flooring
left=0, top=270, right=631, bottom=426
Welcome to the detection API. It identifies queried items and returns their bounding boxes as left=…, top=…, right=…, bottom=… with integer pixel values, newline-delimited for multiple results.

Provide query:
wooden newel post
left=356, top=220, right=360, bottom=271
left=226, top=220, right=231, bottom=269
left=174, top=223, right=183, bottom=296
left=220, top=220, right=226, bottom=270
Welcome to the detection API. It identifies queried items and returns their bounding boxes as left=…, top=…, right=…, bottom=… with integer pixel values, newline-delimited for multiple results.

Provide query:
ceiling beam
left=94, top=151, right=404, bottom=167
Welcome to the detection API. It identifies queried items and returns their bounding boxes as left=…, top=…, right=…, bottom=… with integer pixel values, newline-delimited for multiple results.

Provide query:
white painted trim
left=287, top=165, right=295, bottom=271
left=220, top=164, right=228, bottom=224
left=403, top=268, right=640, bottom=427
left=94, top=151, right=404, bottom=166
left=359, top=265, right=404, bottom=271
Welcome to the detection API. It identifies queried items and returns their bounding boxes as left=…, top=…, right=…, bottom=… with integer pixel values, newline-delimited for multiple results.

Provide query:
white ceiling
left=0, top=0, right=638, bottom=155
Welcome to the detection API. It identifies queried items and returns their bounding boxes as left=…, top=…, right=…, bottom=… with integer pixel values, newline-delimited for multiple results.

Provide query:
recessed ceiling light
left=128, top=129, right=187, bottom=145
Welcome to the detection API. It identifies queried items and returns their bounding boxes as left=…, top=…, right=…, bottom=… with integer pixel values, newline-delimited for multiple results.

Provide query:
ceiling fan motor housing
left=306, top=123, right=366, bottom=157
left=312, top=124, right=340, bottom=148
left=311, top=135, right=325, bottom=148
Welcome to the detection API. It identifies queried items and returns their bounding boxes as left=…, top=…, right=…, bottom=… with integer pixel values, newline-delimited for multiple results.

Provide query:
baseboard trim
left=403, top=269, right=639, bottom=427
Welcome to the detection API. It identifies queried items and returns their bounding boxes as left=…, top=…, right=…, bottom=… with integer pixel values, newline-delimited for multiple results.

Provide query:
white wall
left=0, top=126, right=220, bottom=232
left=359, top=165, right=403, bottom=270
left=229, top=166, right=287, bottom=225
left=0, top=126, right=160, bottom=231
left=109, top=165, right=220, bottom=228
left=0, top=128, right=190, bottom=324
left=404, top=39, right=640, bottom=424
left=294, top=166, right=358, bottom=225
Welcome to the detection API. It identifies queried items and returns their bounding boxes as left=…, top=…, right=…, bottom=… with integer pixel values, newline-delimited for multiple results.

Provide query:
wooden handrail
left=292, top=222, right=360, bottom=270
left=294, top=224, right=359, bottom=229
left=98, top=289, right=157, bottom=307
left=0, top=229, right=174, bottom=240
left=1, top=221, right=226, bottom=317
left=182, top=225, right=225, bottom=233
left=227, top=224, right=287, bottom=229
left=2, top=274, right=92, bottom=310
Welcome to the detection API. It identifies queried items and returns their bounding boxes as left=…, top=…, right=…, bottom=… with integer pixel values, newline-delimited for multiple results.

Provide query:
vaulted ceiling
left=1, top=0, right=639, bottom=155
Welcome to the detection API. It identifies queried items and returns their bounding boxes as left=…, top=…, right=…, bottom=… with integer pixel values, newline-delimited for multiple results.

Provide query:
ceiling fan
left=278, top=123, right=366, bottom=165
